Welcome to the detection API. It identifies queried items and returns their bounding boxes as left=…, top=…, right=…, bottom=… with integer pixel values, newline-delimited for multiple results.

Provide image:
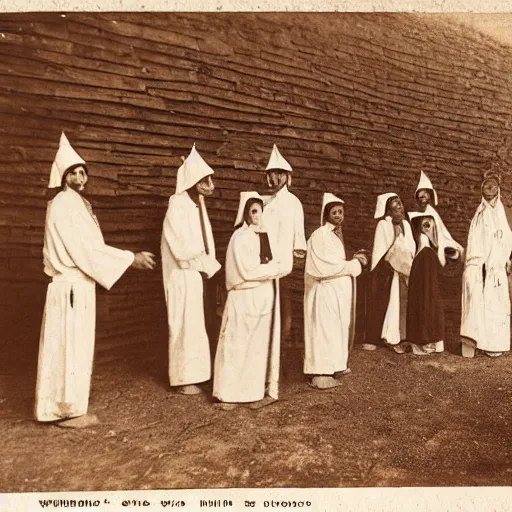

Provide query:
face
left=266, top=170, right=288, bottom=191
left=196, top=175, right=214, bottom=196
left=416, top=189, right=432, bottom=208
left=327, top=204, right=344, bottom=226
left=388, top=197, right=405, bottom=222
left=420, top=217, right=434, bottom=237
left=482, top=178, right=499, bottom=202
left=246, top=201, right=263, bottom=226
left=64, top=166, right=88, bottom=192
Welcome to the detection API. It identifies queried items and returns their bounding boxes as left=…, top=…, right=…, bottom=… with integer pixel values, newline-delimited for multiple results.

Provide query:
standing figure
left=406, top=213, right=446, bottom=355
left=460, top=174, right=512, bottom=358
left=36, top=133, right=156, bottom=427
left=261, top=144, right=307, bottom=343
left=161, top=145, right=221, bottom=395
left=415, top=171, right=464, bottom=257
left=304, top=193, right=368, bottom=389
left=213, top=192, right=281, bottom=410
left=364, top=193, right=416, bottom=353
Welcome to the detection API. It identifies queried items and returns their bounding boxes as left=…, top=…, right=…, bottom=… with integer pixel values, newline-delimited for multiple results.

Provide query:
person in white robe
left=460, top=174, right=512, bottom=358
left=415, top=170, right=464, bottom=258
left=304, top=193, right=368, bottom=389
left=261, top=144, right=307, bottom=343
left=364, top=193, right=416, bottom=353
left=161, top=144, right=221, bottom=395
left=35, top=133, right=156, bottom=427
left=213, top=192, right=281, bottom=409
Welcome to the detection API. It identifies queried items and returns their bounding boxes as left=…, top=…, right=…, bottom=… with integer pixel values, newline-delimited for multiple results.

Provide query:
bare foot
left=177, top=385, right=202, bottom=395
left=248, top=397, right=278, bottom=409
left=56, top=414, right=99, bottom=429
left=310, top=376, right=343, bottom=390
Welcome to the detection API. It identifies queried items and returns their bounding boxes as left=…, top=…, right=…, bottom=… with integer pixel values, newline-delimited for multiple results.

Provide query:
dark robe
left=406, top=246, right=445, bottom=344
left=365, top=221, right=409, bottom=346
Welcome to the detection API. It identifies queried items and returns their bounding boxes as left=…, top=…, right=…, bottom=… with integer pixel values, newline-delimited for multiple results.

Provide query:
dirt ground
left=1, top=342, right=511, bottom=492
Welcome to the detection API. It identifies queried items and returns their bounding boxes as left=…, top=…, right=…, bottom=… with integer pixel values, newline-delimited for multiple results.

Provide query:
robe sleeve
left=306, top=228, right=362, bottom=280
left=371, top=220, right=389, bottom=271
left=52, top=210, right=134, bottom=291
left=292, top=198, right=308, bottom=253
left=232, top=231, right=279, bottom=282
left=162, top=197, right=213, bottom=274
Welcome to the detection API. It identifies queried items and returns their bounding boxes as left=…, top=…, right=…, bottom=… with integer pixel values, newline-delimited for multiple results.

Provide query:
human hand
left=354, top=254, right=368, bottom=267
left=132, top=251, right=157, bottom=270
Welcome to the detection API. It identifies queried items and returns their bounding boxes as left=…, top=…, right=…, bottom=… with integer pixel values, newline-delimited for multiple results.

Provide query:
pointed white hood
left=416, top=171, right=438, bottom=206
left=374, top=192, right=398, bottom=219
left=234, top=191, right=263, bottom=227
left=175, top=144, right=214, bottom=194
left=48, top=132, right=86, bottom=188
left=320, top=192, right=344, bottom=225
left=265, top=144, right=292, bottom=172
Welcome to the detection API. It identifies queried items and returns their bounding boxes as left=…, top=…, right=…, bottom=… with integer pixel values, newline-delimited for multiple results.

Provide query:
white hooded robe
left=35, top=188, right=134, bottom=422
left=461, top=194, right=512, bottom=353
left=161, top=191, right=220, bottom=386
left=304, top=222, right=362, bottom=375
left=213, top=225, right=281, bottom=402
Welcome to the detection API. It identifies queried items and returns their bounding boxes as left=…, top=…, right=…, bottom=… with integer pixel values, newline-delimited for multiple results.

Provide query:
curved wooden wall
left=1, top=12, right=512, bottom=367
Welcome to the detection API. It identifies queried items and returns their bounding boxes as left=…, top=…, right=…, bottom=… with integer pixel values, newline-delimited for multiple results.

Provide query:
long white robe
left=371, top=217, right=416, bottom=345
left=262, top=185, right=307, bottom=276
left=161, top=191, right=220, bottom=386
left=36, top=188, right=134, bottom=422
left=213, top=225, right=281, bottom=402
left=461, top=196, right=512, bottom=353
left=304, top=223, right=362, bottom=375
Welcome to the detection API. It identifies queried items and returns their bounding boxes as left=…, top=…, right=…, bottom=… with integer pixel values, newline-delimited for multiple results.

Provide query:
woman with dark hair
left=304, top=193, right=367, bottom=389
left=406, top=213, right=446, bottom=355
left=213, top=192, right=281, bottom=409
left=364, top=193, right=416, bottom=353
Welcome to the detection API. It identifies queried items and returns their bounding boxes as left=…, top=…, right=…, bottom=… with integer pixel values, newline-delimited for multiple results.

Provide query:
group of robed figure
left=34, top=133, right=512, bottom=425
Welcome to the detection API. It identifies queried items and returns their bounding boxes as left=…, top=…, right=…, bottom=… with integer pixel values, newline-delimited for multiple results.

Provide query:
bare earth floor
left=1, top=345, right=511, bottom=491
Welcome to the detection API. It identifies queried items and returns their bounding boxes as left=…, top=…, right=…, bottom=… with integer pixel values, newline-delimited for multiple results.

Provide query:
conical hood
left=265, top=144, right=292, bottom=172
left=175, top=144, right=214, bottom=194
left=48, top=132, right=86, bottom=188
left=321, top=192, right=344, bottom=225
left=415, top=171, right=438, bottom=206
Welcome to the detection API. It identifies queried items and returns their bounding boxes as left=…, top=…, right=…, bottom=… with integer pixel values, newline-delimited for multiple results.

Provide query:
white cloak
left=36, top=188, right=134, bottom=422
left=262, top=185, right=307, bottom=276
left=213, top=225, right=281, bottom=402
left=304, top=223, right=362, bottom=375
left=461, top=196, right=512, bottom=352
left=371, top=217, right=416, bottom=344
left=161, top=191, right=220, bottom=386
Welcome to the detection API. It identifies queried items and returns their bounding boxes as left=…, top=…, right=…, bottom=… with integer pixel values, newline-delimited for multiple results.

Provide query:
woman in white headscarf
left=213, top=192, right=281, bottom=409
left=460, top=174, right=512, bottom=358
left=304, top=193, right=368, bottom=389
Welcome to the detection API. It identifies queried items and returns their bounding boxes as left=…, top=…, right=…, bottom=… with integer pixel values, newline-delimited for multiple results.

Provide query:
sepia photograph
left=0, top=4, right=511, bottom=508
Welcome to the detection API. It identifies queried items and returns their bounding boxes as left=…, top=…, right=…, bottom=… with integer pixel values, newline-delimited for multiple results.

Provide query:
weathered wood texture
left=1, top=13, right=512, bottom=366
